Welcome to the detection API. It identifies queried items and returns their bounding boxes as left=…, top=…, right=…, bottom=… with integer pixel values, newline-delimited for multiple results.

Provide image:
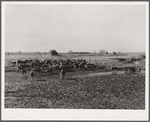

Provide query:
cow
left=43, top=67, right=53, bottom=74
left=52, top=63, right=60, bottom=71
left=73, top=63, right=79, bottom=69
left=21, top=68, right=27, bottom=75
left=136, top=66, right=141, bottom=73
left=112, top=66, right=118, bottom=74
left=34, top=66, right=43, bottom=74
left=79, top=63, right=85, bottom=69
left=18, top=65, right=25, bottom=71
left=96, top=65, right=105, bottom=69
left=125, top=67, right=136, bottom=74
left=17, top=64, right=31, bottom=72
left=17, top=60, right=29, bottom=66
left=8, top=60, right=17, bottom=66
left=43, top=59, right=52, bottom=65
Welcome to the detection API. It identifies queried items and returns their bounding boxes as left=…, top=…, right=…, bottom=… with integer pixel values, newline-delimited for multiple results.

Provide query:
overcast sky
left=5, top=3, right=146, bottom=53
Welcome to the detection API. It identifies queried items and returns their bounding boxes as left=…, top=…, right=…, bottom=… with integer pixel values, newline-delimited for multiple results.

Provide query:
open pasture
left=4, top=53, right=145, bottom=109
left=5, top=53, right=145, bottom=74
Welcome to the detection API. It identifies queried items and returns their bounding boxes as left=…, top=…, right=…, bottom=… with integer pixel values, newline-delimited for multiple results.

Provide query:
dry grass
left=5, top=72, right=145, bottom=109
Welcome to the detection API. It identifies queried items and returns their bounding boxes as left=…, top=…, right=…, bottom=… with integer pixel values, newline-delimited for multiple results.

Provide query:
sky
left=4, top=3, right=147, bottom=53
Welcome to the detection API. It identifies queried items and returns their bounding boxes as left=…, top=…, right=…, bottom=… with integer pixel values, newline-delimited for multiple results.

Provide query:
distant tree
left=45, top=52, right=47, bottom=55
left=113, top=52, right=117, bottom=55
left=99, top=49, right=108, bottom=55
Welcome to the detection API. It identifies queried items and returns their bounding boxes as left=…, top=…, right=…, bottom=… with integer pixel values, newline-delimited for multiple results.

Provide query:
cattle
left=43, top=59, right=52, bottom=65
left=79, top=63, right=85, bottom=69
left=32, top=62, right=44, bottom=67
left=18, top=64, right=31, bottom=71
left=18, top=66, right=25, bottom=71
left=43, top=67, right=53, bottom=74
left=52, top=64, right=60, bottom=71
left=112, top=66, right=118, bottom=74
left=73, top=63, right=79, bottom=69
left=125, top=67, right=136, bottom=74
left=129, top=67, right=136, bottom=73
left=17, top=60, right=29, bottom=66
left=21, top=68, right=27, bottom=75
left=8, top=60, right=17, bottom=66
left=34, top=66, right=43, bottom=74
left=136, top=66, right=141, bottom=73
left=16, top=58, right=98, bottom=76
left=62, top=65, right=73, bottom=72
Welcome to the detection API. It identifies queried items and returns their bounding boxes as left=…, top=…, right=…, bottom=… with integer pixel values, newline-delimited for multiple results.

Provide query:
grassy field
left=5, top=72, right=145, bottom=109
left=4, top=53, right=145, bottom=109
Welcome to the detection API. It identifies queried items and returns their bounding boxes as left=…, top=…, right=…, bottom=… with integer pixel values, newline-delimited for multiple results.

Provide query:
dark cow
left=79, top=63, right=85, bottom=69
left=17, top=60, right=29, bottom=66
left=18, top=64, right=31, bottom=72
left=129, top=67, right=136, bottom=73
left=43, top=59, right=52, bottom=65
left=112, top=66, right=118, bottom=70
left=21, top=68, right=27, bottom=75
left=112, top=66, right=118, bottom=74
left=125, top=67, right=136, bottom=74
left=52, top=64, right=60, bottom=71
left=34, top=66, right=43, bottom=74
left=43, top=67, right=53, bottom=74
left=73, top=63, right=79, bottom=69
left=18, top=66, right=25, bottom=71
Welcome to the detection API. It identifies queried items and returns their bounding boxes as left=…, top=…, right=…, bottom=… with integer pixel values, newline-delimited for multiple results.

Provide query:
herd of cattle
left=8, top=59, right=105, bottom=78
left=7, top=58, right=143, bottom=79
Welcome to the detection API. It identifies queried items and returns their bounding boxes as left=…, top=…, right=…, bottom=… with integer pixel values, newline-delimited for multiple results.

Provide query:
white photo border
left=1, top=1, right=149, bottom=121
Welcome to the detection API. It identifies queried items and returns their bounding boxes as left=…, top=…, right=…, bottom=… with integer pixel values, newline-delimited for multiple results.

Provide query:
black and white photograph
left=1, top=1, right=149, bottom=121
